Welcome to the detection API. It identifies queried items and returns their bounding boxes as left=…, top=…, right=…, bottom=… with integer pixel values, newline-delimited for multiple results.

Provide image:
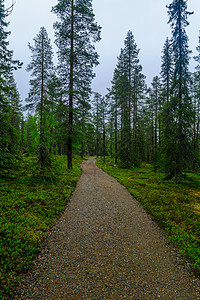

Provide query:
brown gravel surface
left=15, top=157, right=200, bottom=299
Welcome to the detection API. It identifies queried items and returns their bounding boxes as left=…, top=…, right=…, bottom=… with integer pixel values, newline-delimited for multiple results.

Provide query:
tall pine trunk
left=68, top=0, right=74, bottom=169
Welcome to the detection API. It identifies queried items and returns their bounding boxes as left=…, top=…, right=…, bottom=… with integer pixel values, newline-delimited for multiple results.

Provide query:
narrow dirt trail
left=15, top=157, right=200, bottom=299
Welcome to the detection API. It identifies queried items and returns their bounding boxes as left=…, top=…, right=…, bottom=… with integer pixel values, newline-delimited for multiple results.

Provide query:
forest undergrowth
left=0, top=155, right=83, bottom=300
left=97, top=157, right=200, bottom=276
left=1, top=155, right=200, bottom=299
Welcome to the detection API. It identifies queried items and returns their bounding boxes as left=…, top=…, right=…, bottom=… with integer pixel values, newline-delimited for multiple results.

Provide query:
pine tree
left=53, top=0, right=101, bottom=168
left=164, top=0, right=195, bottom=179
left=26, top=27, right=54, bottom=172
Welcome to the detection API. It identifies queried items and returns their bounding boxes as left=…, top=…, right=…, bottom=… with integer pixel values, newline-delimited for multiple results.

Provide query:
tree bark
left=103, top=103, right=106, bottom=163
left=68, top=0, right=74, bottom=169
left=115, top=98, right=118, bottom=164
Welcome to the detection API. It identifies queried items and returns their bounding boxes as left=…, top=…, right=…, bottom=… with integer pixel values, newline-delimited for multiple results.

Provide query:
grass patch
left=0, top=155, right=83, bottom=300
left=97, top=157, right=200, bottom=274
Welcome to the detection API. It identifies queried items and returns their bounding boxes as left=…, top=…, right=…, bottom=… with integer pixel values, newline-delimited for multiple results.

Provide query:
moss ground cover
left=0, top=155, right=83, bottom=300
left=96, top=157, right=200, bottom=275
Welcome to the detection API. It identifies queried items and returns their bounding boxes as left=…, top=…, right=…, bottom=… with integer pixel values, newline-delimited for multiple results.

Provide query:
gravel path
left=15, top=157, right=200, bottom=299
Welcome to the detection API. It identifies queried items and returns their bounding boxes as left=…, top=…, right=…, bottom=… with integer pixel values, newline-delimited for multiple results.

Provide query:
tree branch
left=5, top=0, right=16, bottom=16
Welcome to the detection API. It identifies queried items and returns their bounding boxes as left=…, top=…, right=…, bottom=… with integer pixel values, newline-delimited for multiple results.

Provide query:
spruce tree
left=110, top=32, right=146, bottom=168
left=131, top=58, right=146, bottom=166
left=46, top=73, right=62, bottom=155
left=123, top=31, right=137, bottom=165
left=148, top=76, right=162, bottom=173
left=8, top=77, right=22, bottom=149
left=0, top=0, right=22, bottom=172
left=109, top=72, right=119, bottom=165
left=160, top=37, right=173, bottom=164
left=193, top=32, right=200, bottom=155
left=124, top=31, right=139, bottom=129
left=26, top=27, right=54, bottom=172
left=115, top=49, right=131, bottom=168
left=161, top=37, right=173, bottom=103
left=47, top=74, right=67, bottom=155
left=101, top=96, right=107, bottom=162
left=93, top=92, right=101, bottom=158
left=24, top=115, right=39, bottom=154
left=164, top=0, right=195, bottom=179
left=52, top=0, right=101, bottom=168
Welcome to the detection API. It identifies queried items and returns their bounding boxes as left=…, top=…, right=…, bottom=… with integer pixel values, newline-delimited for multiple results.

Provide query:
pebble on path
left=14, top=157, right=200, bottom=299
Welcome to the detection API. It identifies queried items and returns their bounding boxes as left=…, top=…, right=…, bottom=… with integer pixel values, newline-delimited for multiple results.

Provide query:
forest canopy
left=0, top=0, right=199, bottom=180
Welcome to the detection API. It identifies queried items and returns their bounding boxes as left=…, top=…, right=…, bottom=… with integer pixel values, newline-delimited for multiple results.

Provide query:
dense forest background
left=1, top=1, right=200, bottom=298
left=1, top=0, right=200, bottom=181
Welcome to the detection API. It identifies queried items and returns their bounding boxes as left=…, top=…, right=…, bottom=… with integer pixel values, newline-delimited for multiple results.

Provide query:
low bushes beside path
left=97, top=157, right=200, bottom=276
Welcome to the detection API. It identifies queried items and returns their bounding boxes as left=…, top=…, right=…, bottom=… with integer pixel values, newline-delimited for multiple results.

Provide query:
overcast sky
left=6, top=0, right=200, bottom=102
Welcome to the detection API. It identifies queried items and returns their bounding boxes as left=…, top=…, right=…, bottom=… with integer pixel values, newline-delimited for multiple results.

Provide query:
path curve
left=15, top=157, right=200, bottom=299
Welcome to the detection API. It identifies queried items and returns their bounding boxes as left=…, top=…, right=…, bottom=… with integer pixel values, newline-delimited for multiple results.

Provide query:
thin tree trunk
left=155, top=96, right=158, bottom=174
left=40, top=37, right=45, bottom=171
left=103, top=105, right=106, bottom=163
left=81, top=117, right=84, bottom=158
left=194, top=120, right=196, bottom=151
left=151, top=111, right=154, bottom=161
left=196, top=99, right=200, bottom=153
left=68, top=0, right=74, bottom=169
left=115, top=99, right=118, bottom=164
left=128, top=53, right=131, bottom=127
left=132, top=77, right=137, bottom=156
left=96, top=98, right=99, bottom=158
left=176, top=2, right=183, bottom=176
left=40, top=39, right=44, bottom=145
left=110, top=120, right=113, bottom=158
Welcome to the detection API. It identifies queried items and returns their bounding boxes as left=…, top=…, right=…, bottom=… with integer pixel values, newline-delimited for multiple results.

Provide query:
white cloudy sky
left=6, top=0, right=200, bottom=102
